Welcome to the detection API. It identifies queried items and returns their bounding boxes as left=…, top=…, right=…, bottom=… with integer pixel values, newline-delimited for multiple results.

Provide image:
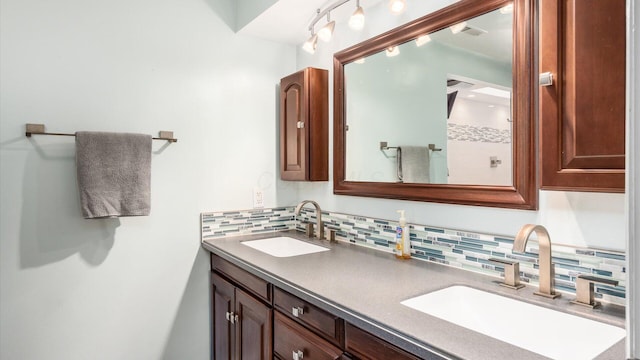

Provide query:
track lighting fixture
left=389, top=0, right=406, bottom=14
left=302, top=31, right=318, bottom=54
left=349, top=0, right=365, bottom=30
left=500, top=3, right=514, bottom=14
left=450, top=21, right=467, bottom=34
left=386, top=46, right=400, bottom=57
left=303, top=0, right=409, bottom=54
left=415, top=34, right=431, bottom=47
left=318, top=13, right=335, bottom=42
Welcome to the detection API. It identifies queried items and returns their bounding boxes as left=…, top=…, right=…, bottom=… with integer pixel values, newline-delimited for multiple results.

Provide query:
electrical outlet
left=253, top=188, right=264, bottom=208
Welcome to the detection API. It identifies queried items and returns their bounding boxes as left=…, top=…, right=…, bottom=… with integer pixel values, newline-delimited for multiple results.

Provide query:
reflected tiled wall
left=201, top=207, right=626, bottom=306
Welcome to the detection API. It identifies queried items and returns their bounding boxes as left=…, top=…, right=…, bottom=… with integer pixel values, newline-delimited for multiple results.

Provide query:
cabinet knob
left=296, top=121, right=305, bottom=129
left=292, top=350, right=304, bottom=360
left=292, top=306, right=304, bottom=317
left=225, top=311, right=238, bottom=324
left=539, top=72, right=553, bottom=86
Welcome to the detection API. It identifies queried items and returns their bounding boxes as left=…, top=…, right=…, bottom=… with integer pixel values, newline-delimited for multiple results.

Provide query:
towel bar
left=25, top=123, right=178, bottom=143
left=379, top=141, right=442, bottom=152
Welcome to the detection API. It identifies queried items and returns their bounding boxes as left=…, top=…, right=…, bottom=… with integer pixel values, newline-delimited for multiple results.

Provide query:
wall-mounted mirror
left=333, top=0, right=536, bottom=209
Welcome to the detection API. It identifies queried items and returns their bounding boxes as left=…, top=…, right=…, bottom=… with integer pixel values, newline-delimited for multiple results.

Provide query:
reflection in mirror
left=447, top=74, right=512, bottom=186
left=344, top=7, right=513, bottom=186
left=334, top=0, right=537, bottom=209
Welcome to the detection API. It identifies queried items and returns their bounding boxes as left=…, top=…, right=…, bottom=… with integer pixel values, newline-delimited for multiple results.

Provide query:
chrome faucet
left=294, top=200, right=324, bottom=240
left=513, top=224, right=560, bottom=299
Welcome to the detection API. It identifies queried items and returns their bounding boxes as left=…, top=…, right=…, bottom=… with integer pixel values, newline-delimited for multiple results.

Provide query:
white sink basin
left=401, top=285, right=625, bottom=360
left=242, top=237, right=329, bottom=258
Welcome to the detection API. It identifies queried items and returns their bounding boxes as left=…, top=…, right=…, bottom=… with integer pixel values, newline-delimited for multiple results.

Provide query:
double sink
left=241, top=236, right=625, bottom=360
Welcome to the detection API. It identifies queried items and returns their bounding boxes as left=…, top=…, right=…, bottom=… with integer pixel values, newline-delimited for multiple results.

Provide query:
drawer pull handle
left=292, top=350, right=304, bottom=360
left=292, top=306, right=304, bottom=317
left=297, top=121, right=305, bottom=129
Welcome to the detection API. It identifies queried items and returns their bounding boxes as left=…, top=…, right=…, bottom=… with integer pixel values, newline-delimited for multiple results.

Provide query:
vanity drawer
left=274, top=311, right=343, bottom=360
left=274, top=287, right=344, bottom=347
left=211, top=254, right=271, bottom=303
left=345, top=323, right=421, bottom=360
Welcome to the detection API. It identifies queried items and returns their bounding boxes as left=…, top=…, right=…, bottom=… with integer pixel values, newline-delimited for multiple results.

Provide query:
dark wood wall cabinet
left=210, top=254, right=446, bottom=360
left=280, top=67, right=329, bottom=181
left=539, top=0, right=626, bottom=192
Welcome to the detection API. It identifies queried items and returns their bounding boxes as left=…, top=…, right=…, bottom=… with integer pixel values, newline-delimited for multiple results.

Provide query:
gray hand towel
left=398, top=146, right=430, bottom=183
left=75, top=131, right=152, bottom=219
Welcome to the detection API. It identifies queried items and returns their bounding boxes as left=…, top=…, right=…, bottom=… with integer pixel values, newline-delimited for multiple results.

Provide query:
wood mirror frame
left=333, top=0, right=537, bottom=209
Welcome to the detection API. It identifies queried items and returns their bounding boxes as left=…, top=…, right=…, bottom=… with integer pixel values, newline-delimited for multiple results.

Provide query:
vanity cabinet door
left=280, top=67, right=329, bottom=181
left=235, top=288, right=272, bottom=360
left=211, top=271, right=272, bottom=360
left=212, top=273, right=234, bottom=360
left=539, top=0, right=626, bottom=192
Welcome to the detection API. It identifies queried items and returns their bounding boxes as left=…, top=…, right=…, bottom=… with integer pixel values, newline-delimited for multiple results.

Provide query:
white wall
left=292, top=0, right=626, bottom=251
left=0, top=0, right=295, bottom=358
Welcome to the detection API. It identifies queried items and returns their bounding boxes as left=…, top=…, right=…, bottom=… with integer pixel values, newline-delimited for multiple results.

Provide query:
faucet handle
left=489, top=258, right=525, bottom=290
left=571, top=275, right=619, bottom=308
left=304, top=223, right=314, bottom=237
left=326, top=228, right=336, bottom=242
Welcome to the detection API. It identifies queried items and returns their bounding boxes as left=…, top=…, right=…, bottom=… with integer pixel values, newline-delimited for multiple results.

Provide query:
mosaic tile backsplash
left=448, top=123, right=512, bottom=144
left=201, top=207, right=626, bottom=306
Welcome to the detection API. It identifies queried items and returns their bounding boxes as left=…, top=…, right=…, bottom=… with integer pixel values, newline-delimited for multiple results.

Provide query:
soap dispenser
left=395, top=210, right=411, bottom=259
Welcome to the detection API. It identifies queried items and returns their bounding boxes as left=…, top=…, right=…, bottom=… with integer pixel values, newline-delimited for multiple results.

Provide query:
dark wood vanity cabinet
left=539, top=0, right=626, bottom=192
left=211, top=256, right=272, bottom=360
left=210, top=254, right=440, bottom=360
left=279, top=67, right=329, bottom=181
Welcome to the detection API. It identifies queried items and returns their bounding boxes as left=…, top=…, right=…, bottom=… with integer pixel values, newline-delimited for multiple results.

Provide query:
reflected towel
left=75, top=131, right=152, bottom=219
left=398, top=146, right=430, bottom=183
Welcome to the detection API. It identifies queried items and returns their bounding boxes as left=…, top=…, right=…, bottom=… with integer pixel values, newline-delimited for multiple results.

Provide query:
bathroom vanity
left=202, top=231, right=625, bottom=360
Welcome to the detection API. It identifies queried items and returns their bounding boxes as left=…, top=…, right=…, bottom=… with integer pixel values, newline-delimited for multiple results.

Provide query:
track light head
left=450, top=21, right=467, bottom=34
left=389, top=0, right=406, bottom=14
left=302, top=33, right=318, bottom=54
left=318, top=20, right=335, bottom=42
left=349, top=5, right=365, bottom=30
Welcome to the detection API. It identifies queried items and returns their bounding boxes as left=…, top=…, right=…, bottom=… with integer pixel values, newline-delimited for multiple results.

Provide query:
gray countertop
left=202, top=230, right=625, bottom=360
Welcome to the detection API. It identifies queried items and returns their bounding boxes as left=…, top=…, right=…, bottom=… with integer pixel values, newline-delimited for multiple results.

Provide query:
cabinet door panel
left=561, top=0, right=625, bottom=169
left=236, top=288, right=272, bottom=360
left=539, top=0, right=625, bottom=191
left=211, top=273, right=234, bottom=360
left=281, top=70, right=308, bottom=180
left=279, top=67, right=328, bottom=181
